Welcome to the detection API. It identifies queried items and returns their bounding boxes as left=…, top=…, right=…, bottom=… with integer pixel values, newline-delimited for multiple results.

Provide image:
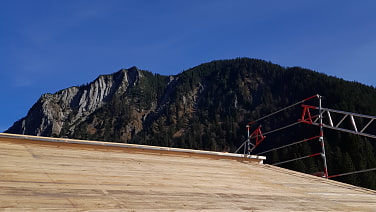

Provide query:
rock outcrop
left=7, top=67, right=143, bottom=137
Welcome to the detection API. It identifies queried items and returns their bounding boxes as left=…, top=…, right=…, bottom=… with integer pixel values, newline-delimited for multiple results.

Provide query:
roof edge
left=0, top=133, right=266, bottom=163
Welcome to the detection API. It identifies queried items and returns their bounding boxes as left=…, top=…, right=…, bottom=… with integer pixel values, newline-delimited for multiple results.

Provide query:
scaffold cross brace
left=249, top=125, right=266, bottom=149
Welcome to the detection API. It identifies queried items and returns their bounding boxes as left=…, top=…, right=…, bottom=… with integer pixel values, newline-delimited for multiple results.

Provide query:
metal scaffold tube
left=272, top=153, right=322, bottom=166
left=256, top=135, right=320, bottom=156
left=328, top=167, right=376, bottom=179
left=318, top=95, right=329, bottom=179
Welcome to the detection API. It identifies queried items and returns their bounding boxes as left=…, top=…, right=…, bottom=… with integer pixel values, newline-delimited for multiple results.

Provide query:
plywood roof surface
left=1, top=135, right=376, bottom=211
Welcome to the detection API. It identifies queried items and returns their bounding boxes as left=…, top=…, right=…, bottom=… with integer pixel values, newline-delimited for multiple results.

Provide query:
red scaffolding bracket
left=234, top=125, right=266, bottom=154
left=250, top=125, right=266, bottom=148
left=246, top=125, right=266, bottom=153
left=299, top=104, right=317, bottom=124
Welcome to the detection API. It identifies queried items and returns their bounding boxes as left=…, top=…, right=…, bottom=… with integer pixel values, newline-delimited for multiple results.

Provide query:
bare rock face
left=7, top=67, right=142, bottom=137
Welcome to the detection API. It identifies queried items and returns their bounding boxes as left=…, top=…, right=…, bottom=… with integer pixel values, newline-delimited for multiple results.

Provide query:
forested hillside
left=6, top=58, right=376, bottom=189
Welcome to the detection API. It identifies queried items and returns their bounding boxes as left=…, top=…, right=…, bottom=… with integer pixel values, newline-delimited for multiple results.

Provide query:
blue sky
left=1, top=0, right=376, bottom=132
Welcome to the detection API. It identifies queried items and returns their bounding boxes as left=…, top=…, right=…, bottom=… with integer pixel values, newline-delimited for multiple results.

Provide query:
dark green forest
left=133, top=58, right=376, bottom=189
left=89, top=58, right=376, bottom=189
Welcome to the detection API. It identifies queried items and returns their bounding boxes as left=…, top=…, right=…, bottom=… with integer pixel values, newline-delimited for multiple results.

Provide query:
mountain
left=5, top=58, right=376, bottom=189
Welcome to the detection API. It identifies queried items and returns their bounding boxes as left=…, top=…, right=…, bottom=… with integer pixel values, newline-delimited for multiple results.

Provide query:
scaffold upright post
left=245, top=124, right=251, bottom=155
left=318, top=95, right=329, bottom=179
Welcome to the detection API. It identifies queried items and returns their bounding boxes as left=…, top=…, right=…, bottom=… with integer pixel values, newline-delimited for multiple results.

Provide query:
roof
left=1, top=133, right=376, bottom=211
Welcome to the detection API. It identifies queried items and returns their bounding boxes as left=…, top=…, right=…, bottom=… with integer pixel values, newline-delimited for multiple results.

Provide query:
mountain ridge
left=5, top=58, right=376, bottom=189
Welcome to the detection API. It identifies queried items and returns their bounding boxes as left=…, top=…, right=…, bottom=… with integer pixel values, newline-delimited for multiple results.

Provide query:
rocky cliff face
left=7, top=67, right=143, bottom=137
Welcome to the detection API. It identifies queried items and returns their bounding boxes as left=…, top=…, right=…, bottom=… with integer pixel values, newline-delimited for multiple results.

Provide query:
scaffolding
left=237, top=94, right=376, bottom=179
